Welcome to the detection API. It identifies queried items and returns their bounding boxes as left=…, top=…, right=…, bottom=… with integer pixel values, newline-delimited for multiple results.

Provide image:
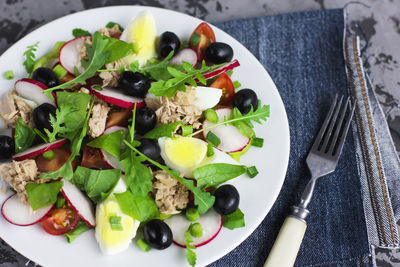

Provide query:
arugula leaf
left=72, top=28, right=91, bottom=38
left=72, top=167, right=121, bottom=203
left=142, top=121, right=183, bottom=139
left=32, top=41, right=65, bottom=72
left=23, top=41, right=39, bottom=74
left=114, top=190, right=159, bottom=222
left=87, top=130, right=125, bottom=158
left=124, top=141, right=215, bottom=214
left=222, top=208, right=245, bottom=230
left=135, top=51, right=174, bottom=80
left=26, top=181, right=63, bottom=210
left=40, top=100, right=94, bottom=180
left=148, top=61, right=226, bottom=98
left=65, top=220, right=92, bottom=243
left=14, top=118, right=36, bottom=153
left=106, top=21, right=124, bottom=31
left=42, top=32, right=132, bottom=99
left=193, top=163, right=247, bottom=188
left=185, top=230, right=197, bottom=267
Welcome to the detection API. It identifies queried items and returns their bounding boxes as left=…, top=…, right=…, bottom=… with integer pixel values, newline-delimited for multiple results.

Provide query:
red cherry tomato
left=189, top=22, right=216, bottom=62
left=40, top=207, right=80, bottom=235
left=210, top=73, right=235, bottom=106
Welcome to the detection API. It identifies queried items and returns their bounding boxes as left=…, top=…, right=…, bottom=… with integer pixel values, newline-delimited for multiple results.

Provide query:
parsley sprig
left=23, top=41, right=39, bottom=74
left=184, top=230, right=197, bottom=267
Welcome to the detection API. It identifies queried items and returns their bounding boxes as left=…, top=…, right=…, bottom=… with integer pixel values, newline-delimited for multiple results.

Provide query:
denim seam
left=352, top=37, right=397, bottom=244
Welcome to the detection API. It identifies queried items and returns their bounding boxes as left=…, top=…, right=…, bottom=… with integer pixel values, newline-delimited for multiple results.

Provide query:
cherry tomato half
left=189, top=22, right=216, bottom=62
left=210, top=73, right=235, bottom=106
left=40, top=207, right=80, bottom=235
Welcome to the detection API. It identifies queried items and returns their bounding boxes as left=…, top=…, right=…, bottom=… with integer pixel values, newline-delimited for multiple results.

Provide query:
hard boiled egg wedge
left=120, top=11, right=157, bottom=66
left=95, top=177, right=140, bottom=255
left=158, top=136, right=238, bottom=178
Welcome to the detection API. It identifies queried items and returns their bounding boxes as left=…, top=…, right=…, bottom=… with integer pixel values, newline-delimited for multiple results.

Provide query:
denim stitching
left=302, top=254, right=370, bottom=267
left=352, top=37, right=397, bottom=245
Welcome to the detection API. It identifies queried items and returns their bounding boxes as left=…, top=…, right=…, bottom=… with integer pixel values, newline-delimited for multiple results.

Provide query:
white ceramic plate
left=0, top=6, right=289, bottom=267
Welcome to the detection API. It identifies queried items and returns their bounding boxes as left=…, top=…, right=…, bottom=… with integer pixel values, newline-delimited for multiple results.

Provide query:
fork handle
left=264, top=216, right=307, bottom=267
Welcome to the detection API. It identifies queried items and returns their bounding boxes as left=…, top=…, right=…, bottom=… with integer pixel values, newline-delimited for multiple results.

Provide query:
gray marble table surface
left=0, top=0, right=399, bottom=266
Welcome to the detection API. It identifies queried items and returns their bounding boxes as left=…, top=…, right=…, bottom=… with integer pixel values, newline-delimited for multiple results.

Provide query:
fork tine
left=328, top=97, right=350, bottom=155
left=333, top=102, right=356, bottom=158
left=320, top=95, right=344, bottom=152
left=311, top=94, right=338, bottom=150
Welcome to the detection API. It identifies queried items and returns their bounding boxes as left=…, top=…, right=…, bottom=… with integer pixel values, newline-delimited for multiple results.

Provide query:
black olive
left=137, top=139, right=160, bottom=161
left=233, top=89, right=259, bottom=115
left=158, top=31, right=181, bottom=58
left=119, top=71, right=150, bottom=98
left=0, top=135, right=14, bottom=161
left=135, top=107, right=157, bottom=135
left=205, top=42, right=234, bottom=64
left=32, top=67, right=58, bottom=88
left=213, top=184, right=240, bottom=215
left=33, top=103, right=56, bottom=132
left=143, top=219, right=173, bottom=250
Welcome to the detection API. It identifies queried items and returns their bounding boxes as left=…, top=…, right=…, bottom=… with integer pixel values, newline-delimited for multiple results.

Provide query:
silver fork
left=264, top=95, right=356, bottom=267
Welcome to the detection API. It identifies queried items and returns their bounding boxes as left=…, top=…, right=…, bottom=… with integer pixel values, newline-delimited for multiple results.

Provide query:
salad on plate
left=0, top=11, right=270, bottom=266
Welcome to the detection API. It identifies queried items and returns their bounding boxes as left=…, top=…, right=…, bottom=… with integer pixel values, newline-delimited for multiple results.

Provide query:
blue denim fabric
left=210, top=9, right=370, bottom=267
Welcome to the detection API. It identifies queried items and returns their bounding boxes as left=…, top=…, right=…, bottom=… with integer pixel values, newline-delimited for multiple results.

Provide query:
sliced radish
left=169, top=48, right=198, bottom=66
left=194, top=59, right=240, bottom=83
left=1, top=194, right=53, bottom=226
left=14, top=78, right=55, bottom=105
left=61, top=179, right=95, bottom=227
left=59, top=36, right=87, bottom=74
left=12, top=138, right=67, bottom=161
left=194, top=86, right=222, bottom=110
left=202, top=108, right=250, bottom=153
left=100, top=126, right=128, bottom=171
left=164, top=209, right=222, bottom=248
left=90, top=86, right=145, bottom=109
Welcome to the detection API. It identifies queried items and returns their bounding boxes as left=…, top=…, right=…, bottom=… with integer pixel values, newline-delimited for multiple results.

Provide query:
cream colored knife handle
left=264, top=216, right=307, bottom=267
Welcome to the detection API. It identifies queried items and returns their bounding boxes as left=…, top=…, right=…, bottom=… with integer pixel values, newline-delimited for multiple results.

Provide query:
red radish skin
left=202, top=108, right=250, bottom=153
left=59, top=36, right=87, bottom=74
left=1, top=194, right=53, bottom=226
left=90, top=86, right=145, bottom=109
left=14, top=78, right=56, bottom=105
left=61, top=180, right=95, bottom=227
left=164, top=209, right=222, bottom=248
left=12, top=139, right=67, bottom=161
left=100, top=126, right=128, bottom=172
left=194, top=59, right=240, bottom=83
left=169, top=48, right=198, bottom=66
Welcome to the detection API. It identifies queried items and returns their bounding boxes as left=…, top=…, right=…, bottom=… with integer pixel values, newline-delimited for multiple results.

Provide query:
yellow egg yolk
left=164, top=137, right=207, bottom=170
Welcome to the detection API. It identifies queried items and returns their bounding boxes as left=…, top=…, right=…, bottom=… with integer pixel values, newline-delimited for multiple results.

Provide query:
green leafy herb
left=185, top=229, right=197, bottom=267
left=72, top=28, right=91, bottom=38
left=43, top=32, right=133, bottom=99
left=65, top=220, right=92, bottom=243
left=148, top=61, right=226, bottom=98
left=142, top=121, right=183, bottom=139
left=23, top=41, right=39, bottom=74
left=72, top=167, right=121, bottom=203
left=114, top=190, right=159, bottom=222
left=226, top=70, right=233, bottom=77
left=26, top=181, right=63, bottom=210
left=193, top=163, right=247, bottom=188
left=206, top=143, right=214, bottom=157
left=32, top=41, right=65, bottom=73
left=14, top=118, right=36, bottom=153
left=189, top=32, right=200, bottom=47
left=252, top=137, right=264, bottom=148
left=4, top=70, right=14, bottom=80
left=233, top=80, right=242, bottom=89
left=52, top=64, right=68, bottom=79
left=246, top=166, right=259, bottom=178
left=137, top=238, right=151, bottom=252
left=206, top=131, right=221, bottom=146
left=109, top=216, right=123, bottom=230
left=33, top=128, right=49, bottom=143
left=87, top=130, right=125, bottom=158
left=134, top=51, right=174, bottom=80
left=106, top=21, right=124, bottom=31
left=222, top=208, right=245, bottom=230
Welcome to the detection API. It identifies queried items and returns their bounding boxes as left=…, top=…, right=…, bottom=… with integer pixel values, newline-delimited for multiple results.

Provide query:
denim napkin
left=211, top=9, right=371, bottom=267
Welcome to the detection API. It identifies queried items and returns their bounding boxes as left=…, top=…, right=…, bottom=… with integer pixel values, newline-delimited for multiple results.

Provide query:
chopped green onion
left=233, top=81, right=242, bottom=89
left=226, top=70, right=233, bottom=77
left=182, top=125, right=193, bottom=136
left=190, top=33, right=201, bottom=46
left=206, top=142, right=214, bottom=157
left=92, top=85, right=103, bottom=91
left=56, top=195, right=65, bottom=208
left=52, top=64, right=67, bottom=79
left=189, top=223, right=203, bottom=238
left=42, top=150, right=55, bottom=160
left=246, top=166, right=259, bottom=178
left=137, top=238, right=151, bottom=252
left=206, top=131, right=221, bottom=147
left=109, top=216, right=123, bottom=231
left=4, top=70, right=14, bottom=80
left=252, top=137, right=264, bottom=148
left=185, top=207, right=200, bottom=222
left=204, top=109, right=218, bottom=123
